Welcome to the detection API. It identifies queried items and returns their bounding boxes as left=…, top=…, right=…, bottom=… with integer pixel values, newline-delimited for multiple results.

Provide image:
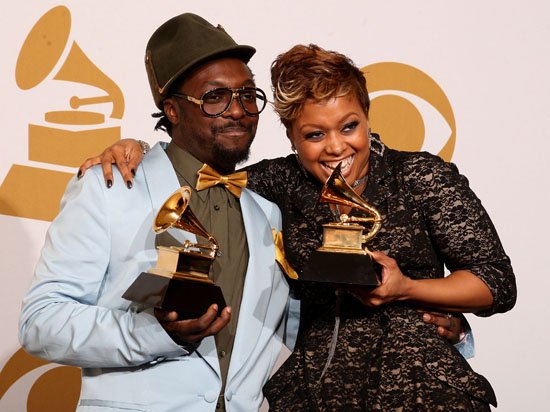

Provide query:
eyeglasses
left=172, top=87, right=267, bottom=117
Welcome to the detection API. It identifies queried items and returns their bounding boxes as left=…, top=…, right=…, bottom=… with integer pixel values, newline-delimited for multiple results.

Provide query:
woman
left=80, top=44, right=515, bottom=411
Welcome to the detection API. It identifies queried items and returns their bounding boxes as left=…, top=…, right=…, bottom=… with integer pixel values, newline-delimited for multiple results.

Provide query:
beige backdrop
left=1, top=1, right=548, bottom=411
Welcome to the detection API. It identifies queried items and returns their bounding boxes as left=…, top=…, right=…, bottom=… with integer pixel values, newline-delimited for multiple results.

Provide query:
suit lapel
left=141, top=143, right=181, bottom=214
left=142, top=143, right=220, bottom=374
left=142, top=143, right=199, bottom=246
left=226, top=189, right=274, bottom=380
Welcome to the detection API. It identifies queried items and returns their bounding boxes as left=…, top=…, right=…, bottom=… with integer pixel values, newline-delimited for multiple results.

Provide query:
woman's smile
left=288, top=95, right=370, bottom=184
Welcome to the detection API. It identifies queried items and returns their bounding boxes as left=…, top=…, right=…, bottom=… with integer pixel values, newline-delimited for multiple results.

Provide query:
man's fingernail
left=107, top=179, right=112, bottom=188
left=77, top=170, right=82, bottom=179
left=126, top=180, right=132, bottom=189
left=422, top=313, right=430, bottom=321
left=131, top=169, right=136, bottom=177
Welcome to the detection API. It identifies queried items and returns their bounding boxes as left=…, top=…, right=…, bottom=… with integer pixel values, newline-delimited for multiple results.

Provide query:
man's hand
left=155, top=304, right=231, bottom=345
left=419, top=309, right=463, bottom=344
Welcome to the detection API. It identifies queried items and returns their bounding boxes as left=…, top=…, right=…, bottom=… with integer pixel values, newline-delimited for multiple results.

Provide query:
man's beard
left=211, top=141, right=253, bottom=172
left=210, top=122, right=255, bottom=173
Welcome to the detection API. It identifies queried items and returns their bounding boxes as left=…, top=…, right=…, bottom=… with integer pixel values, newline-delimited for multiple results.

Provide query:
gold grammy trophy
left=301, top=164, right=383, bottom=285
left=122, top=187, right=226, bottom=316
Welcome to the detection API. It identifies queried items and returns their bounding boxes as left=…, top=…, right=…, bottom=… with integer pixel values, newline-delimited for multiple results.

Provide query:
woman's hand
left=346, top=250, right=493, bottom=313
left=77, top=138, right=144, bottom=188
left=418, top=310, right=463, bottom=344
left=345, top=250, right=413, bottom=307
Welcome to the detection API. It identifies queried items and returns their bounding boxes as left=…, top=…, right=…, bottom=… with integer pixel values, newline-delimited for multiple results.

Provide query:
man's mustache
left=212, top=121, right=253, bottom=134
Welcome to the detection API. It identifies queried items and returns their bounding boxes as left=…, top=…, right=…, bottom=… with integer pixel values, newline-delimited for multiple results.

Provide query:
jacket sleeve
left=405, top=155, right=517, bottom=316
left=18, top=169, right=186, bottom=368
left=454, top=314, right=475, bottom=359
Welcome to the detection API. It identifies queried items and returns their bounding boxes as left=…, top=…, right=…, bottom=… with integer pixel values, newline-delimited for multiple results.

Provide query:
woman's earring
left=292, top=146, right=308, bottom=177
left=368, top=127, right=373, bottom=139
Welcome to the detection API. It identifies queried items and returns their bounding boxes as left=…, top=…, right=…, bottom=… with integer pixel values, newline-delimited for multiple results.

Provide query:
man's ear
left=163, top=98, right=179, bottom=125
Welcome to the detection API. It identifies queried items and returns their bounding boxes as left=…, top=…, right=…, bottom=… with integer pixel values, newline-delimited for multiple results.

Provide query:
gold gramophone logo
left=362, top=62, right=456, bottom=161
left=1, top=5, right=125, bottom=410
left=0, top=348, right=80, bottom=411
left=0, top=5, right=124, bottom=222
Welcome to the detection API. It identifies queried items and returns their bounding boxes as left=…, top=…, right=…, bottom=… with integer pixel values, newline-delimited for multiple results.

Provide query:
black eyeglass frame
left=171, top=87, right=267, bottom=118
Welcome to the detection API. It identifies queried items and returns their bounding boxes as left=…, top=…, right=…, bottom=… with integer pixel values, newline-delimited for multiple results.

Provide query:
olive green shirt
left=158, top=142, right=249, bottom=409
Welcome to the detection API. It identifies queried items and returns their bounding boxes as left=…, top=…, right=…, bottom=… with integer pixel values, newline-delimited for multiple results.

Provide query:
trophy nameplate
left=301, top=164, right=382, bottom=286
left=122, top=187, right=226, bottom=317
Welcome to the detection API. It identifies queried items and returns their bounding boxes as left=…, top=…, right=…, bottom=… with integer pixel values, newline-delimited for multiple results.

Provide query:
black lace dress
left=245, top=135, right=516, bottom=412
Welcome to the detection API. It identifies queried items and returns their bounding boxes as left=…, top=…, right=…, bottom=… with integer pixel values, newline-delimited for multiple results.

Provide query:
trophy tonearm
left=317, top=163, right=382, bottom=255
left=300, top=163, right=382, bottom=285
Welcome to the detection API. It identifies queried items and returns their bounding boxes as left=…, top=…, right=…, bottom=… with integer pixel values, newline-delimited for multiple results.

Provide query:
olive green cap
left=145, top=13, right=256, bottom=109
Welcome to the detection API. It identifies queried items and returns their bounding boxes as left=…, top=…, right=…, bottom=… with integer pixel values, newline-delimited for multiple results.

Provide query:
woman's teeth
left=323, top=155, right=353, bottom=171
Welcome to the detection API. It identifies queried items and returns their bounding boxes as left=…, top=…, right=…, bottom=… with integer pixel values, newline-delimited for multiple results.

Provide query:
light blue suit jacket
left=19, top=143, right=291, bottom=412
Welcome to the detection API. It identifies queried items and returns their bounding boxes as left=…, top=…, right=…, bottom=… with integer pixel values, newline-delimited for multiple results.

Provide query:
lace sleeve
left=243, top=156, right=299, bottom=205
left=404, top=154, right=517, bottom=316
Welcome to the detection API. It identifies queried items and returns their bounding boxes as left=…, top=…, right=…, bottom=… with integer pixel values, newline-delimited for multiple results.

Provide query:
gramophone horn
left=318, top=163, right=382, bottom=242
left=154, top=187, right=218, bottom=249
left=15, top=6, right=124, bottom=119
left=15, top=6, right=71, bottom=90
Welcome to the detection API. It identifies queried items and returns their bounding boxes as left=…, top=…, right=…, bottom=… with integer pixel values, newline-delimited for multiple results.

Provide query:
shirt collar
left=164, top=141, right=207, bottom=202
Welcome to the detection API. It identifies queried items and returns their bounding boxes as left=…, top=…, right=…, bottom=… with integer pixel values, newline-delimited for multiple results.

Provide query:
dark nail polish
left=107, top=179, right=112, bottom=188
left=131, top=169, right=136, bottom=177
left=127, top=180, right=133, bottom=189
left=77, top=170, right=82, bottom=179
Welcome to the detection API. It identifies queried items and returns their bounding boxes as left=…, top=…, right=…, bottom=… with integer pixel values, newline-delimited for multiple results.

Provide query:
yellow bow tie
left=196, top=164, right=247, bottom=198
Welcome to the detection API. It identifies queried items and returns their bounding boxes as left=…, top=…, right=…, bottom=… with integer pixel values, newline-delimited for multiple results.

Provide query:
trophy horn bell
left=318, top=164, right=382, bottom=243
left=153, top=187, right=218, bottom=248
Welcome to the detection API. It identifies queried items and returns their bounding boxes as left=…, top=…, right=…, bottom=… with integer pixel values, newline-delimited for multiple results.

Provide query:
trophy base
left=122, top=271, right=226, bottom=317
left=301, top=251, right=380, bottom=285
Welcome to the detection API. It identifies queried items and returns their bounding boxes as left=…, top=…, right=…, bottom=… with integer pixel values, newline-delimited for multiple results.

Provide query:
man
left=19, top=13, right=292, bottom=412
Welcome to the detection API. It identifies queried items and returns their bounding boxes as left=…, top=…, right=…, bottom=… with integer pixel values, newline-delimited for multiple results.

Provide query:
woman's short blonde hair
left=270, top=44, right=370, bottom=128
